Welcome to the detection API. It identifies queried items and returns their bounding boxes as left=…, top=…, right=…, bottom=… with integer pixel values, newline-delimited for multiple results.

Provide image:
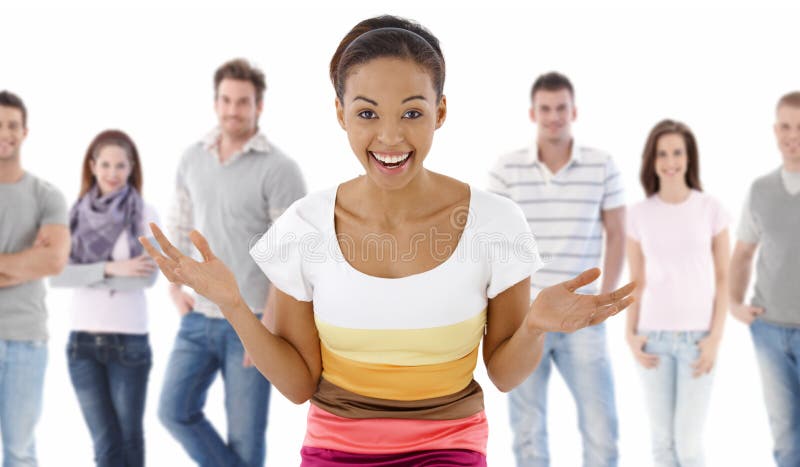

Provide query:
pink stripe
left=304, top=404, right=487, bottom=455
left=300, top=447, right=486, bottom=466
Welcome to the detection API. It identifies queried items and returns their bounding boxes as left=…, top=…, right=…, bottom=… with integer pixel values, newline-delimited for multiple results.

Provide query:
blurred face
left=0, top=105, right=27, bottom=162
left=214, top=79, right=262, bottom=140
left=530, top=88, right=576, bottom=144
left=336, top=57, right=446, bottom=191
left=774, top=104, right=800, bottom=165
left=654, top=132, right=688, bottom=186
left=90, top=145, right=133, bottom=196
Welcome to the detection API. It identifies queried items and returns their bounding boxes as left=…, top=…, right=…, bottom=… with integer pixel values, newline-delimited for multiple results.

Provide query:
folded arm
left=0, top=224, right=70, bottom=286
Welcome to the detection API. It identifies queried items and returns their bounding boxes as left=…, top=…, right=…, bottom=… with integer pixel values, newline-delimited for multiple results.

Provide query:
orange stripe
left=321, top=344, right=479, bottom=401
left=304, top=404, right=488, bottom=455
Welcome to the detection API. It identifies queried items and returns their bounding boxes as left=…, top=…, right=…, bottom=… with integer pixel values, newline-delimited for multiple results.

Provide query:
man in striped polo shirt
left=489, top=72, right=626, bottom=467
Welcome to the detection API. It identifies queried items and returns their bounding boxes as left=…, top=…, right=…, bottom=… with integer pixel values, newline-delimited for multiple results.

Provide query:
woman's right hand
left=626, top=333, right=658, bottom=369
left=104, top=255, right=156, bottom=277
left=139, top=224, right=244, bottom=312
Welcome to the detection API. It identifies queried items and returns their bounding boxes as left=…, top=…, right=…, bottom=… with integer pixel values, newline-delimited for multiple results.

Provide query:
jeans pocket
left=119, top=344, right=152, bottom=368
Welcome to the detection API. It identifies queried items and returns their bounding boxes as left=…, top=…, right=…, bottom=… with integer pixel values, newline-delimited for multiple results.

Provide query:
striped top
left=250, top=186, right=543, bottom=462
left=488, top=141, right=625, bottom=296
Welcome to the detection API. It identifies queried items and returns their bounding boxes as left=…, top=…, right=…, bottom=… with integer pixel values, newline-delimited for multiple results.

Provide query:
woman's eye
left=403, top=110, right=422, bottom=119
left=357, top=110, right=377, bottom=119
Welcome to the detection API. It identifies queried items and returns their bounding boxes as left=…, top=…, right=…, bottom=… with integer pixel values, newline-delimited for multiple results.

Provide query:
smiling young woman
left=140, top=15, right=635, bottom=466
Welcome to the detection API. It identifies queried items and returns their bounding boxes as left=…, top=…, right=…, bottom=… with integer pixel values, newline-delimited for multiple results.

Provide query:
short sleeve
left=486, top=197, right=544, bottom=299
left=710, top=196, right=732, bottom=236
left=601, top=156, right=625, bottom=211
left=249, top=201, right=313, bottom=302
left=625, top=203, right=640, bottom=242
left=736, top=188, right=760, bottom=243
left=39, top=182, right=68, bottom=226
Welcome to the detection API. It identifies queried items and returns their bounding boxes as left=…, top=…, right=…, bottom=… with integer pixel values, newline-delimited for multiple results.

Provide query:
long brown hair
left=79, top=130, right=142, bottom=198
left=640, top=119, right=702, bottom=197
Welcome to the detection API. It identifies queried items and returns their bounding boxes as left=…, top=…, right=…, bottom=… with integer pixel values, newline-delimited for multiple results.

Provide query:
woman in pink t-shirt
left=625, top=119, right=731, bottom=467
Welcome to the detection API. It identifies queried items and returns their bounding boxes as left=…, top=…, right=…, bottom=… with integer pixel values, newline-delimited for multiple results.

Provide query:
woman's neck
left=657, top=181, right=692, bottom=203
left=354, top=171, right=437, bottom=226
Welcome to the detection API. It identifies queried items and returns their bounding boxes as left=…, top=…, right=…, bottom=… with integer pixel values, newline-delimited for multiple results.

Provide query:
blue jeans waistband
left=69, top=331, right=149, bottom=347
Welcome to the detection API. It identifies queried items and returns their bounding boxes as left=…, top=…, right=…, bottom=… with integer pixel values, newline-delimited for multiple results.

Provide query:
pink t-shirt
left=627, top=190, right=730, bottom=331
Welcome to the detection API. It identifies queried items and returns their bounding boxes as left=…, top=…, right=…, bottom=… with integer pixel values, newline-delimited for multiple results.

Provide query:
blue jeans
left=509, top=323, right=618, bottom=467
left=158, top=312, right=271, bottom=467
left=637, top=331, right=713, bottom=467
left=67, top=332, right=151, bottom=467
left=0, top=339, right=47, bottom=467
left=750, top=319, right=800, bottom=467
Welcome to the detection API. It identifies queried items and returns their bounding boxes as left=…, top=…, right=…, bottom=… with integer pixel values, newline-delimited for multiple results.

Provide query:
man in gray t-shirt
left=157, top=59, right=306, bottom=467
left=730, top=91, right=800, bottom=467
left=0, top=91, right=69, bottom=466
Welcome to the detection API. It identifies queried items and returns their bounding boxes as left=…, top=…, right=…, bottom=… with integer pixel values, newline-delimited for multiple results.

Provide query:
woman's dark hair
left=80, top=129, right=143, bottom=198
left=640, top=119, right=702, bottom=197
left=329, top=15, right=445, bottom=102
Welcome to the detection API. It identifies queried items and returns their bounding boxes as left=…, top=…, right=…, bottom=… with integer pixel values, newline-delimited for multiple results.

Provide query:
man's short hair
left=214, top=58, right=267, bottom=104
left=777, top=91, right=800, bottom=112
left=530, top=72, right=574, bottom=102
left=0, top=90, right=27, bottom=128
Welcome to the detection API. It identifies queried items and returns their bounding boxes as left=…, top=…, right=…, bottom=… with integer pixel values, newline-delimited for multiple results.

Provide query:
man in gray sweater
left=730, top=91, right=800, bottom=467
left=159, top=59, right=306, bottom=467
left=0, top=90, right=70, bottom=467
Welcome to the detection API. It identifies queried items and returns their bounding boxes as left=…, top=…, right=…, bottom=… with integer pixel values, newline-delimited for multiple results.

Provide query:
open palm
left=138, top=223, right=242, bottom=311
left=528, top=268, right=636, bottom=333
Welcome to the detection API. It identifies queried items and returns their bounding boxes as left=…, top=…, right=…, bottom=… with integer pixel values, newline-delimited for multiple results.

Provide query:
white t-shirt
left=249, top=185, right=542, bottom=370
left=627, top=191, right=730, bottom=331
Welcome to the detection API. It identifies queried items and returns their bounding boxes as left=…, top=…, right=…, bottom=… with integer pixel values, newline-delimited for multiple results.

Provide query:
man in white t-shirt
left=489, top=72, right=626, bottom=467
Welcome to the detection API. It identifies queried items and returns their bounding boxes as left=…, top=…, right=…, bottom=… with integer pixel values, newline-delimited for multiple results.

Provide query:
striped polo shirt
left=489, top=140, right=625, bottom=296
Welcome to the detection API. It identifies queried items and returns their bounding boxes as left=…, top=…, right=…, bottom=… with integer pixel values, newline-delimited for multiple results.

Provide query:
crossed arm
left=0, top=224, right=70, bottom=288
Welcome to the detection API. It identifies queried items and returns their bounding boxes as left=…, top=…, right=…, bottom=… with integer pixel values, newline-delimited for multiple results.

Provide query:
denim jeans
left=637, top=330, right=713, bottom=467
left=0, top=339, right=47, bottom=467
left=158, top=312, right=271, bottom=467
left=750, top=319, right=800, bottom=467
left=509, top=323, right=618, bottom=467
left=67, top=332, right=152, bottom=467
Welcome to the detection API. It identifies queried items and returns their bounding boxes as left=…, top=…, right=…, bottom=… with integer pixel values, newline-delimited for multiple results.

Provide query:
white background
left=3, top=1, right=799, bottom=465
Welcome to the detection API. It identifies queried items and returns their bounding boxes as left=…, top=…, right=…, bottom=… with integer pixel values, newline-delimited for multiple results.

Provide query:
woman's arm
left=483, top=278, right=545, bottom=392
left=625, top=238, right=658, bottom=368
left=484, top=269, right=636, bottom=392
left=140, top=224, right=321, bottom=404
left=692, top=229, right=731, bottom=376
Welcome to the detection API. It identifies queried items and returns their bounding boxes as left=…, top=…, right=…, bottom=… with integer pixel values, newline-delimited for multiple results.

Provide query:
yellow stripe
left=315, top=309, right=486, bottom=366
left=321, top=344, right=479, bottom=401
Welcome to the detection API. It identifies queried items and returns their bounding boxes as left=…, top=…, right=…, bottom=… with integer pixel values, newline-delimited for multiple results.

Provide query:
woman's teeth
left=371, top=151, right=411, bottom=167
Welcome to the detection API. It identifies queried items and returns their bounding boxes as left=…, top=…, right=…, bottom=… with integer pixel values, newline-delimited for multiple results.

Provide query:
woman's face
left=336, top=57, right=446, bottom=191
left=90, top=144, right=133, bottom=196
left=654, top=132, right=688, bottom=186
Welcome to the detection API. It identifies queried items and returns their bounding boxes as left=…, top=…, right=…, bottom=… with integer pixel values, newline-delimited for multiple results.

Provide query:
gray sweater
left=750, top=169, right=800, bottom=327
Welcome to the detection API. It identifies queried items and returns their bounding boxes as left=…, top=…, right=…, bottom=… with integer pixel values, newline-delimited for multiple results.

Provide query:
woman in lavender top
left=51, top=130, right=159, bottom=467
left=625, top=120, right=731, bottom=467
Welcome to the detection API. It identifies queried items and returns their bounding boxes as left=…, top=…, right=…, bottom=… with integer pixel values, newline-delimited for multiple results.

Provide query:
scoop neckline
left=329, top=183, right=474, bottom=280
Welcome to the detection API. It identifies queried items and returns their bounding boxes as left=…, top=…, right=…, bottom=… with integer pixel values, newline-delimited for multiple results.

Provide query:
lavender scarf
left=69, top=184, right=144, bottom=264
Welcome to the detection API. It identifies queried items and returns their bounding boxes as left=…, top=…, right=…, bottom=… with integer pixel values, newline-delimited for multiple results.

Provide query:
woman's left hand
left=692, top=336, right=720, bottom=377
left=526, top=268, right=636, bottom=333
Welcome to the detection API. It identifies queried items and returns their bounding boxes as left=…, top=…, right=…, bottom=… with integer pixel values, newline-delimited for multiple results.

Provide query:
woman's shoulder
left=468, top=187, right=529, bottom=231
left=273, top=187, right=337, bottom=233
